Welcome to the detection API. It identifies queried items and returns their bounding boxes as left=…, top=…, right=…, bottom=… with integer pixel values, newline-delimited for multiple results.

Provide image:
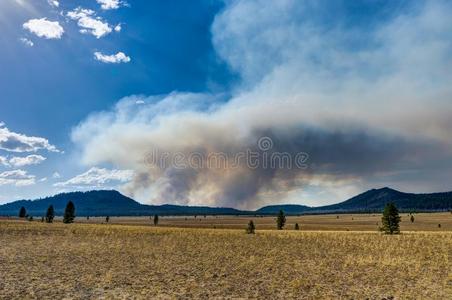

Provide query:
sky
left=1, top=0, right=452, bottom=209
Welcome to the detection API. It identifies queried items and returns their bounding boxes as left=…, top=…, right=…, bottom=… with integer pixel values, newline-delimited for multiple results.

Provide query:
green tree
left=106, top=216, right=110, bottom=223
left=410, top=215, right=414, bottom=223
left=19, top=206, right=26, bottom=218
left=276, top=210, right=286, bottom=230
left=63, top=201, right=75, bottom=224
left=153, top=214, right=159, bottom=226
left=380, top=203, right=401, bottom=234
left=246, top=220, right=255, bottom=234
left=46, top=205, right=55, bottom=223
left=295, top=223, right=300, bottom=230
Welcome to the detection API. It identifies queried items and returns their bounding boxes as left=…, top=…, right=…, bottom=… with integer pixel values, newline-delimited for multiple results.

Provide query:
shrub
left=106, top=216, right=110, bottom=223
left=410, top=215, right=415, bottom=223
left=154, top=214, right=159, bottom=226
left=246, top=220, right=255, bottom=234
left=276, top=210, right=286, bottom=230
left=63, top=201, right=75, bottom=224
left=295, top=223, right=300, bottom=230
left=380, top=203, right=401, bottom=234
left=46, top=205, right=55, bottom=223
left=18, top=206, right=26, bottom=218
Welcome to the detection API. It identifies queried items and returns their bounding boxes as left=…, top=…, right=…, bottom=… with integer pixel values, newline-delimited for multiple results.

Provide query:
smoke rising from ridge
left=72, top=1, right=452, bottom=209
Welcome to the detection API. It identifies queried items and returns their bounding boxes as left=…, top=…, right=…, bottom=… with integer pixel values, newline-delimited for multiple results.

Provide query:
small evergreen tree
left=106, top=216, right=110, bottom=223
left=19, top=206, right=26, bottom=218
left=276, top=210, right=286, bottom=230
left=46, top=205, right=55, bottom=223
left=63, top=201, right=75, bottom=224
left=41, top=216, right=44, bottom=222
left=27, top=216, right=33, bottom=221
left=153, top=214, right=159, bottom=226
left=380, top=203, right=401, bottom=234
left=410, top=215, right=414, bottom=223
left=246, top=220, right=255, bottom=234
left=295, top=223, right=300, bottom=230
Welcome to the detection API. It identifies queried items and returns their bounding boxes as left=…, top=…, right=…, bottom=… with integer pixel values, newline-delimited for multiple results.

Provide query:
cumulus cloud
left=8, top=155, right=46, bottom=167
left=67, top=8, right=112, bottom=39
left=54, top=167, right=134, bottom=188
left=23, top=18, right=64, bottom=39
left=72, top=1, right=452, bottom=208
left=0, top=170, right=36, bottom=186
left=97, top=0, right=126, bottom=10
left=0, top=123, right=59, bottom=153
left=94, top=51, right=131, bottom=64
left=19, top=38, right=34, bottom=47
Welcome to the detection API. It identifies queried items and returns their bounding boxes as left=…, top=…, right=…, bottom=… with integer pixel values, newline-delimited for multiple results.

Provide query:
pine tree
left=63, top=201, right=75, bottom=224
left=106, top=216, right=110, bottom=223
left=19, top=206, right=26, bottom=218
left=154, top=214, right=159, bottom=226
left=276, top=210, right=286, bottom=230
left=410, top=215, right=414, bottom=223
left=46, top=205, right=55, bottom=223
left=246, top=220, right=255, bottom=234
left=295, top=223, right=300, bottom=230
left=380, top=203, right=401, bottom=234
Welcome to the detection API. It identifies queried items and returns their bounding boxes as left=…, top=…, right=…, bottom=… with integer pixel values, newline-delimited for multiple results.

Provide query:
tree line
left=18, top=201, right=423, bottom=234
left=246, top=203, right=405, bottom=234
left=18, top=201, right=76, bottom=224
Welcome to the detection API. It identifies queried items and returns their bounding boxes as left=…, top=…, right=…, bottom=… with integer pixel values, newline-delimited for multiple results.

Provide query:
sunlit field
left=0, top=219, right=451, bottom=299
left=50, top=212, right=452, bottom=231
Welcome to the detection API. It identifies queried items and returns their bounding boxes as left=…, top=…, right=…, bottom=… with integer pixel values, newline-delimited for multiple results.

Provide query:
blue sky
left=1, top=0, right=452, bottom=209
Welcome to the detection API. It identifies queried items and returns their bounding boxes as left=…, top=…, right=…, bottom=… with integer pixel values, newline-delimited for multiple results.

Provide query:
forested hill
left=1, top=187, right=451, bottom=217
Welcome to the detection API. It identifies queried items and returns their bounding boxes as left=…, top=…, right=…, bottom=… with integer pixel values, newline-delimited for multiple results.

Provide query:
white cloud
left=54, top=167, right=133, bottom=188
left=19, top=38, right=34, bottom=47
left=0, top=156, right=9, bottom=167
left=23, top=18, right=64, bottom=39
left=96, top=0, right=125, bottom=10
left=0, top=122, right=59, bottom=153
left=48, top=0, right=59, bottom=8
left=52, top=172, right=61, bottom=179
left=9, top=155, right=46, bottom=167
left=94, top=51, right=131, bottom=64
left=114, top=24, right=122, bottom=32
left=67, top=8, right=112, bottom=39
left=0, top=170, right=36, bottom=186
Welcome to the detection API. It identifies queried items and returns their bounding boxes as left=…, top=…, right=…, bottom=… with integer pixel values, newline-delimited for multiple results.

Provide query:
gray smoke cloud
left=72, top=1, right=452, bottom=209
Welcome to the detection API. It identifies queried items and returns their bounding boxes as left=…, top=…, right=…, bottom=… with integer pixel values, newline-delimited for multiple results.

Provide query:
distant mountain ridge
left=0, top=190, right=244, bottom=217
left=0, top=187, right=451, bottom=217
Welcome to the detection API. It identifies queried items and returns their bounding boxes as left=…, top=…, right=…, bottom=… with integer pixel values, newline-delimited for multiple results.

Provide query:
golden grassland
left=0, top=220, right=451, bottom=299
left=70, top=212, right=452, bottom=231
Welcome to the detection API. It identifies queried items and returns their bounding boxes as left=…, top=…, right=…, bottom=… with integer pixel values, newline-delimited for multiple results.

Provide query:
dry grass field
left=0, top=220, right=451, bottom=299
left=70, top=212, right=452, bottom=231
